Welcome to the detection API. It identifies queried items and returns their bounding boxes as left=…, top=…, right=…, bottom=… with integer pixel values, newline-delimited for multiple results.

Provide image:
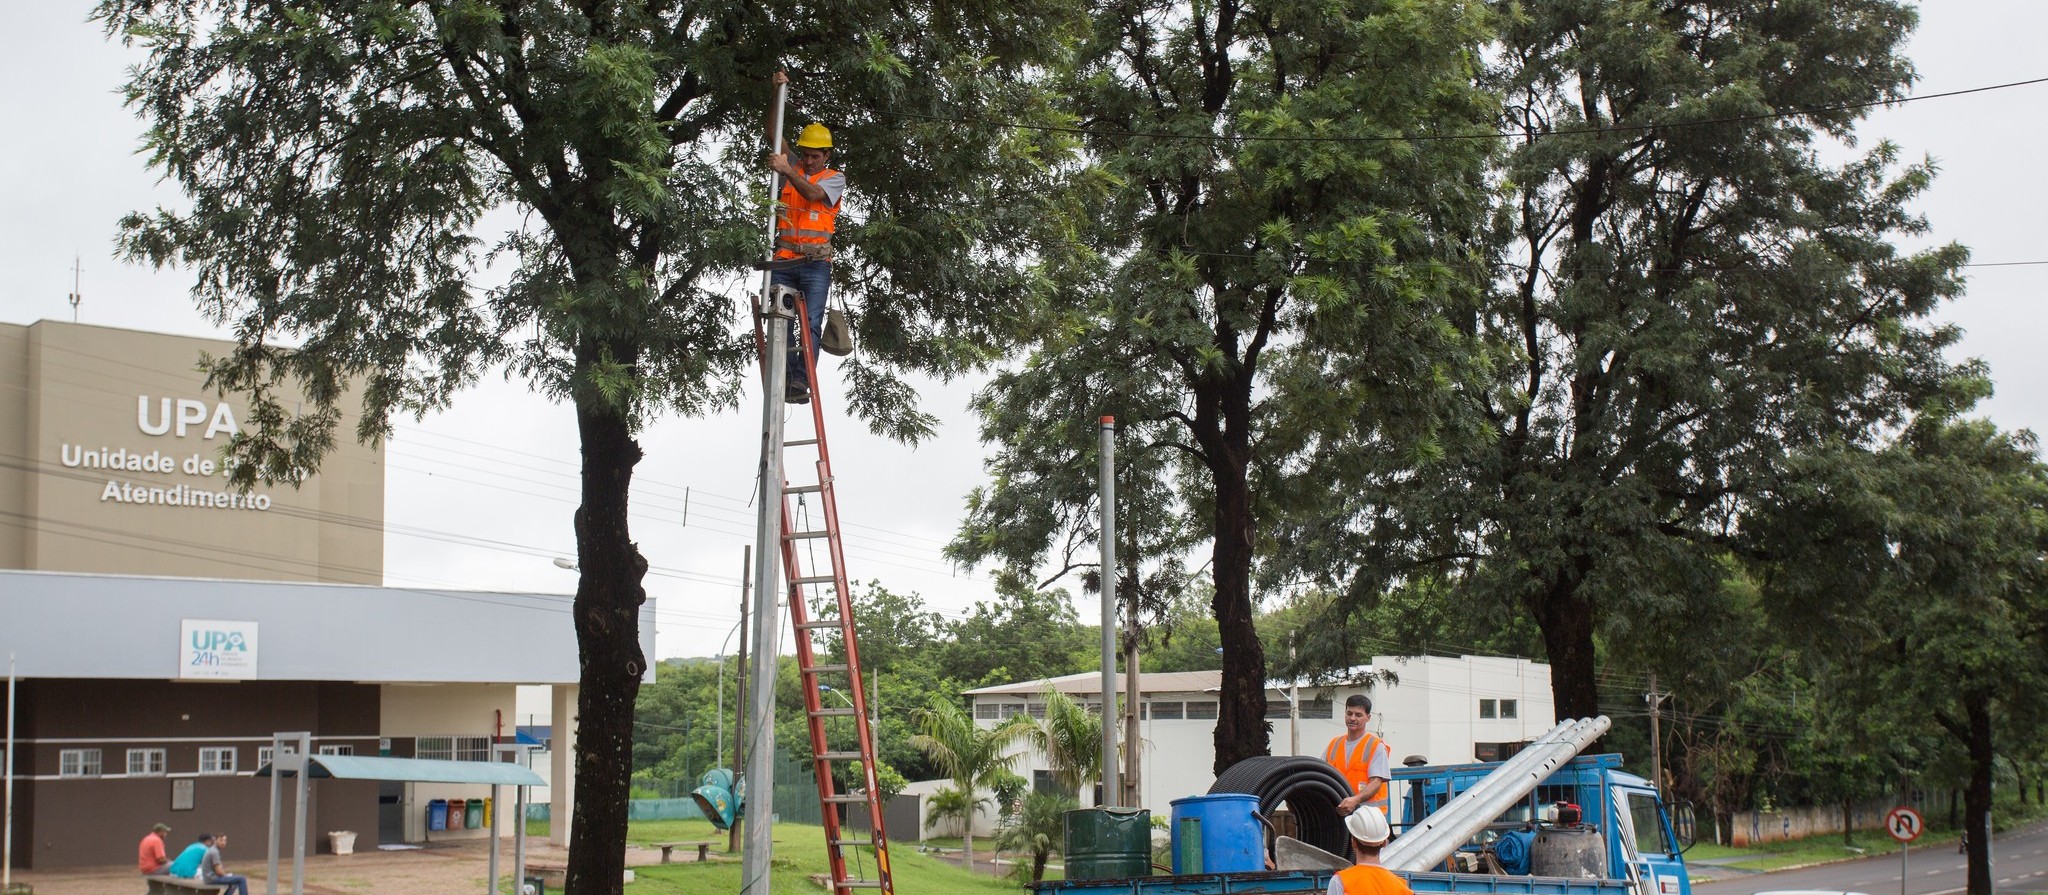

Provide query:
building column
left=550, top=683, right=577, bottom=847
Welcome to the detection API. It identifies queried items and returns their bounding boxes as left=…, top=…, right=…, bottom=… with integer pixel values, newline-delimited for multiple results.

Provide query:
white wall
left=969, top=656, right=1557, bottom=833
left=381, top=683, right=517, bottom=841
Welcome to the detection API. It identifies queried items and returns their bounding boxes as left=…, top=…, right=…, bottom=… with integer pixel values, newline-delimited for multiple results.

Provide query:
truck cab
left=1393, top=753, right=1693, bottom=895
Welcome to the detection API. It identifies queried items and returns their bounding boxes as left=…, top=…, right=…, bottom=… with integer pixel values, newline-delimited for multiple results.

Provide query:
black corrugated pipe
left=1208, top=755, right=1355, bottom=858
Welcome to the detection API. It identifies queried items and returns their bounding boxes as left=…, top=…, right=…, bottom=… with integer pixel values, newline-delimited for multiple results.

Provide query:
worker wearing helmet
left=1328, top=807, right=1410, bottom=895
left=765, top=72, right=846, bottom=404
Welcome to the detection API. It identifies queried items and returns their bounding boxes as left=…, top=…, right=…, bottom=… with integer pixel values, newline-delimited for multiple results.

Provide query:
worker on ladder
left=764, top=71, right=846, bottom=405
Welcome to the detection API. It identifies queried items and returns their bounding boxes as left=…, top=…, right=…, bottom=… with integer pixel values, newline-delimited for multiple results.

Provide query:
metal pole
left=4, top=654, right=14, bottom=890
left=732, top=545, right=750, bottom=854
left=291, top=732, right=309, bottom=895
left=488, top=782, right=501, bottom=895
left=1098, top=415, right=1119, bottom=807
left=1899, top=840, right=1906, bottom=895
left=266, top=735, right=283, bottom=895
left=743, top=73, right=791, bottom=895
left=1647, top=673, right=1665, bottom=797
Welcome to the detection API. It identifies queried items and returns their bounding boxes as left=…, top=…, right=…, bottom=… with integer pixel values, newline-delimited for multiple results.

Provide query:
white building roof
left=0, top=568, right=654, bottom=683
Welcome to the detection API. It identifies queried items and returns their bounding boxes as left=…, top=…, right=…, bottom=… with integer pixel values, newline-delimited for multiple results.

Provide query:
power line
left=871, top=76, right=2048, bottom=146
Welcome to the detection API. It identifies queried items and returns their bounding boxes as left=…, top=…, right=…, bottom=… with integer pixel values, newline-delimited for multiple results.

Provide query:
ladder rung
left=830, top=838, right=876, bottom=848
left=786, top=530, right=831, bottom=540
left=822, top=794, right=869, bottom=804
left=792, top=575, right=837, bottom=585
left=817, top=751, right=863, bottom=761
left=837, top=881, right=886, bottom=889
left=807, top=663, right=850, bottom=674
left=786, top=438, right=819, bottom=447
left=795, top=618, right=842, bottom=631
left=812, top=707, right=858, bottom=718
left=786, top=484, right=823, bottom=494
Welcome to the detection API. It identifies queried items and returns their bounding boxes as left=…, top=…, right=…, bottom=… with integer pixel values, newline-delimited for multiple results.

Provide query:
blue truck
left=1036, top=717, right=1695, bottom=895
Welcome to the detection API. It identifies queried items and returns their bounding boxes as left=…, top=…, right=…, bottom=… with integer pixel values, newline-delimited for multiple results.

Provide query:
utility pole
left=730, top=546, right=749, bottom=853
left=1646, top=673, right=1669, bottom=796
left=1097, top=415, right=1120, bottom=807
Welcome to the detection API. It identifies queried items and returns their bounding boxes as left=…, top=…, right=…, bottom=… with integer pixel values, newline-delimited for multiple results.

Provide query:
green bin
left=1064, top=807, right=1151, bottom=881
left=466, top=798, right=484, bottom=829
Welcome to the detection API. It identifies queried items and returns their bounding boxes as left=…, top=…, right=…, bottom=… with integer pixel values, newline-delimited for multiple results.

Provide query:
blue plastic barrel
left=427, top=798, right=448, bottom=831
left=1170, top=793, right=1262, bottom=874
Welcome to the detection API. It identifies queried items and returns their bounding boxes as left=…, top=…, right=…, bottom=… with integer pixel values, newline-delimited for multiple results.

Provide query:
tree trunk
left=1526, top=577, right=1601, bottom=721
left=1842, top=798, right=1852, bottom=847
left=1963, top=693, right=1994, bottom=895
left=1211, top=453, right=1269, bottom=774
left=565, top=348, right=651, bottom=895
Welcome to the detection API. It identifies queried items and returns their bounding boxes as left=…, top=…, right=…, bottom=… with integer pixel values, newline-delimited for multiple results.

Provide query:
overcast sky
left=3, top=2, right=2043, bottom=662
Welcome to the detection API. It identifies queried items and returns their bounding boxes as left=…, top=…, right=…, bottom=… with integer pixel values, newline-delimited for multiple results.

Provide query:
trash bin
left=427, top=799, right=448, bottom=832
left=327, top=831, right=357, bottom=855
left=465, top=798, right=484, bottom=829
left=482, top=797, right=493, bottom=827
left=522, top=876, right=546, bottom=895
left=449, top=798, right=467, bottom=830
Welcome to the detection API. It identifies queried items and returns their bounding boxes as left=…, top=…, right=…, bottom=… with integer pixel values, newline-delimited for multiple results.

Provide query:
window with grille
left=318, top=745, right=354, bottom=756
left=1299, top=699, right=1333, bottom=719
left=1500, top=699, right=1518, bottom=719
left=1479, top=699, right=1498, bottom=719
left=1185, top=701, right=1219, bottom=720
left=199, top=747, right=237, bottom=775
left=60, top=748, right=102, bottom=778
left=258, top=747, right=275, bottom=768
left=128, top=748, right=167, bottom=776
left=416, top=735, right=491, bottom=762
left=1150, top=702, right=1183, bottom=720
left=974, top=702, right=999, bottom=720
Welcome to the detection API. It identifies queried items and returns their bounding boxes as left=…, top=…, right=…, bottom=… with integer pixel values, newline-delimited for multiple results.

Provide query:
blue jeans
left=770, top=261, right=831, bottom=391
left=206, top=873, right=250, bottom=895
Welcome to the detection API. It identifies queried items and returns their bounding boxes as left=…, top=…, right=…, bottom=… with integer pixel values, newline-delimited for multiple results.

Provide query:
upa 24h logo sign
left=180, top=619, right=259, bottom=680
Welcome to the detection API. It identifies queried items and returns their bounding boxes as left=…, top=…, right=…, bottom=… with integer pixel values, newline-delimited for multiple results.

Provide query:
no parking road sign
left=1886, top=806, right=1924, bottom=843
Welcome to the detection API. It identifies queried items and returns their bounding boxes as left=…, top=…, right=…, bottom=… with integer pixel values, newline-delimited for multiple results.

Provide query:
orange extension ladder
left=750, top=287, right=895, bottom=895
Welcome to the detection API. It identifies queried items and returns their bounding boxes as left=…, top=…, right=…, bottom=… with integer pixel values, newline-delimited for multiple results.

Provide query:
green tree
left=924, top=785, right=981, bottom=839
left=1751, top=419, right=2048, bottom=895
left=953, top=0, right=1499, bottom=773
left=1305, top=0, right=1977, bottom=722
left=937, top=586, right=1095, bottom=687
left=97, top=1, right=1080, bottom=891
left=910, top=695, right=1034, bottom=869
left=993, top=790, right=1079, bottom=883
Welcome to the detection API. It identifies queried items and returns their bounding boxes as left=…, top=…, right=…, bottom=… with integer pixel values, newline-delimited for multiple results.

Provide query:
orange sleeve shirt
left=138, top=832, right=168, bottom=873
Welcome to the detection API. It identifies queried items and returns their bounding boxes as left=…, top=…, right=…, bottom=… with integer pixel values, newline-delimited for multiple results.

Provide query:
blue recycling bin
left=427, top=798, right=449, bottom=831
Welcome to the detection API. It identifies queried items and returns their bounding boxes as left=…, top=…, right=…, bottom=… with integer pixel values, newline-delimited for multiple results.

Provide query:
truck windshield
left=1626, top=792, right=1670, bottom=855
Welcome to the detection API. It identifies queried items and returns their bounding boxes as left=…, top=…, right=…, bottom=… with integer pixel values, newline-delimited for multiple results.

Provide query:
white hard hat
left=1345, top=806, right=1391, bottom=846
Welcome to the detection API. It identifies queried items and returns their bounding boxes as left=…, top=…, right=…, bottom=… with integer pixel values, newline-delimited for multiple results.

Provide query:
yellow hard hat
left=795, top=122, right=833, bottom=150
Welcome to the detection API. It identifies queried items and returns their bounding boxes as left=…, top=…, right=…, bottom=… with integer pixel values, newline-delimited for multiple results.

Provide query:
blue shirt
left=166, top=842, right=208, bottom=877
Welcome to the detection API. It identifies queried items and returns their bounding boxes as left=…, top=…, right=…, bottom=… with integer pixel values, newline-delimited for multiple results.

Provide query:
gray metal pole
left=732, top=545, right=749, bottom=854
left=4, top=654, right=15, bottom=891
left=291, top=732, right=309, bottom=895
left=741, top=74, right=790, bottom=895
left=266, top=736, right=283, bottom=895
left=1098, top=415, right=1119, bottom=807
left=488, top=782, right=501, bottom=895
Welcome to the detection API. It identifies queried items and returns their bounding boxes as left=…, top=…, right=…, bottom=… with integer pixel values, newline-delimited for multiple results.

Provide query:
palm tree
left=1033, top=688, right=1104, bottom=798
left=924, top=785, right=983, bottom=839
left=994, top=790, right=1078, bottom=883
left=910, top=695, right=1034, bottom=870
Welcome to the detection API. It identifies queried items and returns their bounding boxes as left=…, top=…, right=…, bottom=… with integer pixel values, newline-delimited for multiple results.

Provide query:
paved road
left=1694, top=821, right=2048, bottom=895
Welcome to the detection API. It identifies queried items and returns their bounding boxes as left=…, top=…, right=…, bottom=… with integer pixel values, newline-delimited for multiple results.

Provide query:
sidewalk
left=6, top=837, right=716, bottom=895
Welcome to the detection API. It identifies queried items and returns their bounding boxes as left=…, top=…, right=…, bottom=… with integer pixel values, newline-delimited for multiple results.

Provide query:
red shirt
left=138, top=831, right=168, bottom=873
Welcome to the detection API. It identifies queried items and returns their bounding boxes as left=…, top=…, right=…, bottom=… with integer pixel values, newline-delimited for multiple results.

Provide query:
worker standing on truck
left=1329, top=807, right=1411, bottom=895
left=764, top=71, right=846, bottom=405
left=1326, top=694, right=1391, bottom=817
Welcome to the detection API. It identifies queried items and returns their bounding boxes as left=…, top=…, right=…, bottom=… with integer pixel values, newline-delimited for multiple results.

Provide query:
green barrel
left=1063, top=807, right=1151, bottom=881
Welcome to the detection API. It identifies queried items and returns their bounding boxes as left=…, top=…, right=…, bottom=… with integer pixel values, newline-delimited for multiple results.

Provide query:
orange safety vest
left=1335, top=864, right=1411, bottom=895
left=1325, top=732, right=1389, bottom=810
left=775, top=167, right=842, bottom=260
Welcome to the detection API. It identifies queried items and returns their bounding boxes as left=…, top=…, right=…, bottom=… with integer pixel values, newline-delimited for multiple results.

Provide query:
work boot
left=785, top=383, right=811, bottom=404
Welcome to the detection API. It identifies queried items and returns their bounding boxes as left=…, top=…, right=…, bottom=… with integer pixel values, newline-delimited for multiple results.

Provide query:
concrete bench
left=145, top=876, right=230, bottom=895
left=654, top=840, right=715, bottom=863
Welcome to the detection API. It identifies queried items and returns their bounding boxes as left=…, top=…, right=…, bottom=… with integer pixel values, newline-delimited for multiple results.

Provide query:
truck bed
left=1034, top=869, right=1636, bottom=895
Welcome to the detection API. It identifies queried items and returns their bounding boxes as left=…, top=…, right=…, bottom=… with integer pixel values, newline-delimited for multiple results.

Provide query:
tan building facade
left=0, top=319, right=383, bottom=582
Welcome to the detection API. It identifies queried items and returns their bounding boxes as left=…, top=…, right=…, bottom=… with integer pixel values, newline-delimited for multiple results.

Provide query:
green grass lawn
left=623, top=821, right=1024, bottom=895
